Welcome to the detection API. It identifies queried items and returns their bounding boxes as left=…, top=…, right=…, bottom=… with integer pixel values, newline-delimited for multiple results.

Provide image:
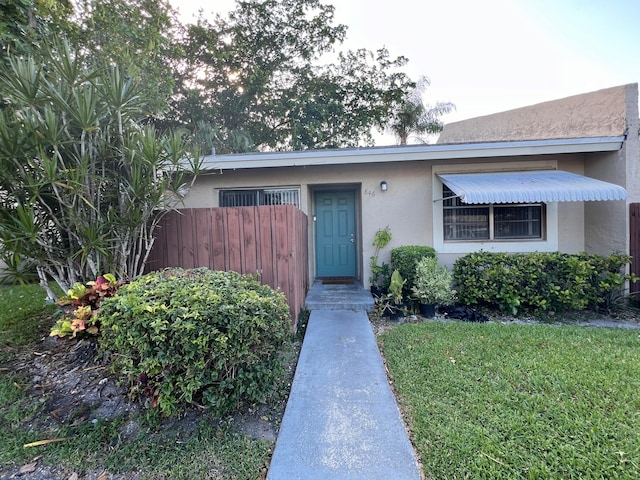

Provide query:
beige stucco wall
left=582, top=84, right=639, bottom=256
left=556, top=156, right=586, bottom=255
left=182, top=151, right=615, bottom=283
left=437, top=84, right=629, bottom=144
left=184, top=161, right=434, bottom=283
left=584, top=150, right=628, bottom=255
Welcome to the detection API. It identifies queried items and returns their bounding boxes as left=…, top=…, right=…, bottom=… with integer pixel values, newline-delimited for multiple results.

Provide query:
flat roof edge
left=198, top=136, right=625, bottom=171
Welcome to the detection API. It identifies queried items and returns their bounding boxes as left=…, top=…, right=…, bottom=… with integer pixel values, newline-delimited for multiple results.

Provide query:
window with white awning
left=436, top=170, right=627, bottom=204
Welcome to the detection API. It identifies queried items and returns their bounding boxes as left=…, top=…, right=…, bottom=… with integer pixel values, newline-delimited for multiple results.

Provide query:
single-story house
left=181, top=84, right=639, bottom=286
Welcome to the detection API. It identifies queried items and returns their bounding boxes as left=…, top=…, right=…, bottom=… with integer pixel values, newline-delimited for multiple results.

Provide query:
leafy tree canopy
left=71, top=0, right=179, bottom=115
left=6, top=0, right=453, bottom=151
left=0, top=0, right=74, bottom=61
left=169, top=0, right=417, bottom=151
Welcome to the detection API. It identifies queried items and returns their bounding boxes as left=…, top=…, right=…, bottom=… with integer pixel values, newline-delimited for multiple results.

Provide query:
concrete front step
left=304, top=280, right=375, bottom=312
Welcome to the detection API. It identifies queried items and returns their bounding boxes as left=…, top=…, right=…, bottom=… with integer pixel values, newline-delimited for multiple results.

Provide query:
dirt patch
left=0, top=332, right=301, bottom=480
left=14, top=337, right=136, bottom=427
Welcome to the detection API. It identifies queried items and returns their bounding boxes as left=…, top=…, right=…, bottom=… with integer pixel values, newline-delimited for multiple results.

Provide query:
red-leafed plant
left=50, top=274, right=123, bottom=338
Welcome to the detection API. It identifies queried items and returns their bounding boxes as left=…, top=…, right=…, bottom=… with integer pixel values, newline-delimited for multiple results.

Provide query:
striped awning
left=437, top=170, right=627, bottom=204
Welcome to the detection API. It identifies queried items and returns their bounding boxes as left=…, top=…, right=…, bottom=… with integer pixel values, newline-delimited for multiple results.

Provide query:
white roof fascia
left=198, top=137, right=624, bottom=171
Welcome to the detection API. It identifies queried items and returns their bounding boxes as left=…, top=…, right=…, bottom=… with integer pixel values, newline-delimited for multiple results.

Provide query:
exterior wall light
left=380, top=181, right=388, bottom=192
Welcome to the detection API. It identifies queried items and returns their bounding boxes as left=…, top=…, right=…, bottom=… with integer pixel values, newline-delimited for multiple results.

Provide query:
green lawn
left=380, top=321, right=640, bottom=479
left=0, top=283, right=58, bottom=347
left=0, top=283, right=275, bottom=478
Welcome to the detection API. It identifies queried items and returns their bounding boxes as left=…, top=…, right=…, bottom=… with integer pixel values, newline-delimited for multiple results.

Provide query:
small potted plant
left=412, top=257, right=457, bottom=318
left=369, top=226, right=392, bottom=297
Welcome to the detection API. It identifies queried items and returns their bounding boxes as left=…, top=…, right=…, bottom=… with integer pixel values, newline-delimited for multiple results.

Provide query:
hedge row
left=453, top=251, right=631, bottom=315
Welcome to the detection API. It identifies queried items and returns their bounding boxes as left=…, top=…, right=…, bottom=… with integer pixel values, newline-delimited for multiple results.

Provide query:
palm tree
left=389, top=76, right=455, bottom=145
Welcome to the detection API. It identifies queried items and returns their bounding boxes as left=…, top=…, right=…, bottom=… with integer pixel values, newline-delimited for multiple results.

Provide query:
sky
left=171, top=0, right=640, bottom=141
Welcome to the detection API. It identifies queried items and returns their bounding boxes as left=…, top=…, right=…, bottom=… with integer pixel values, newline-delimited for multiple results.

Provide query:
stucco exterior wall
left=437, top=84, right=629, bottom=144
left=584, top=150, right=628, bottom=255
left=583, top=84, right=639, bottom=256
left=183, top=161, right=434, bottom=282
left=556, top=156, right=586, bottom=254
left=182, top=150, right=613, bottom=282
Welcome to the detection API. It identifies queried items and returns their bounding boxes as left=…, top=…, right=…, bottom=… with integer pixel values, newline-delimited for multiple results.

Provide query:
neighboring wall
left=437, top=84, right=629, bottom=144
left=585, top=84, right=640, bottom=256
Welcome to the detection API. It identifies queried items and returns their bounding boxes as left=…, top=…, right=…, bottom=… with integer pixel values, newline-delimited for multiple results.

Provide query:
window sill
left=437, top=239, right=558, bottom=254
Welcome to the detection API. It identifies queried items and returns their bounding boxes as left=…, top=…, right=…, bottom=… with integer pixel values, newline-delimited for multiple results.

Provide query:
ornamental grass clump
left=98, top=268, right=291, bottom=418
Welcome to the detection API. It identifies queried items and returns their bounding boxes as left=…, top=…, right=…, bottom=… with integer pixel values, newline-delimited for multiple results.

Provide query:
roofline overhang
left=197, top=136, right=625, bottom=171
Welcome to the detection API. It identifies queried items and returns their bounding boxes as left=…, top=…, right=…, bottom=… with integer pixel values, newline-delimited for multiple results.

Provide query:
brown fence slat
left=165, top=211, right=180, bottom=267
left=225, top=208, right=242, bottom=272
left=211, top=208, right=225, bottom=271
left=242, top=208, right=258, bottom=274
left=179, top=210, right=196, bottom=269
left=274, top=205, right=290, bottom=295
left=148, top=206, right=308, bottom=326
left=257, top=206, right=275, bottom=287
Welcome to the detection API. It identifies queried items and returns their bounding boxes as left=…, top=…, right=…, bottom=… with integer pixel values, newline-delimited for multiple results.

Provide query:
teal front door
left=315, top=191, right=357, bottom=277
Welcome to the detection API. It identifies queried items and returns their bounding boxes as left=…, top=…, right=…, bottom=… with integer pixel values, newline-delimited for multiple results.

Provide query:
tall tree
left=0, top=0, right=74, bottom=62
left=0, top=38, right=200, bottom=299
left=70, top=0, right=178, bottom=116
left=170, top=0, right=414, bottom=151
left=389, top=76, right=455, bottom=145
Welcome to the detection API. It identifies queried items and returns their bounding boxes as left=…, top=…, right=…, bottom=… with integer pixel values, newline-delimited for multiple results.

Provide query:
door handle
left=350, top=233, right=355, bottom=243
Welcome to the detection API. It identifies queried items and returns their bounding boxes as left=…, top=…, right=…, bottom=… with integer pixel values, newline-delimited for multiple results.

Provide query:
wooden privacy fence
left=146, top=206, right=309, bottom=326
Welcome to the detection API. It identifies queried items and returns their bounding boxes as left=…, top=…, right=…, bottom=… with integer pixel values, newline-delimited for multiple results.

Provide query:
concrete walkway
left=267, top=292, right=422, bottom=479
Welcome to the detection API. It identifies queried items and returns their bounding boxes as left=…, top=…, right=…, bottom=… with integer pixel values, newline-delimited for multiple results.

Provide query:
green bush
left=98, top=268, right=291, bottom=418
left=453, top=251, right=632, bottom=315
left=390, top=245, right=436, bottom=293
left=412, top=257, right=457, bottom=306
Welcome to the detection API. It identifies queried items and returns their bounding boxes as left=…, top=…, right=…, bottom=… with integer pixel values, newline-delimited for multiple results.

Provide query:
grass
left=0, top=283, right=276, bottom=478
left=1, top=409, right=272, bottom=478
left=0, top=283, right=58, bottom=347
left=379, top=321, right=640, bottom=479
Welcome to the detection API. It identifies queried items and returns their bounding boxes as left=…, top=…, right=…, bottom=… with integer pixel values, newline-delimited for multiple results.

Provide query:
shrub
left=390, top=245, right=436, bottom=293
left=453, top=251, right=632, bottom=315
left=98, top=268, right=291, bottom=418
left=412, top=257, right=457, bottom=306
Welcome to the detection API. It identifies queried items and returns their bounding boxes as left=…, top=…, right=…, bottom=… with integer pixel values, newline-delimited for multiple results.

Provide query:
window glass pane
left=220, top=189, right=300, bottom=207
left=443, top=185, right=461, bottom=206
left=220, top=190, right=258, bottom=207
left=494, top=206, right=542, bottom=239
left=442, top=182, right=544, bottom=241
left=262, top=189, right=300, bottom=206
left=444, top=207, right=489, bottom=240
